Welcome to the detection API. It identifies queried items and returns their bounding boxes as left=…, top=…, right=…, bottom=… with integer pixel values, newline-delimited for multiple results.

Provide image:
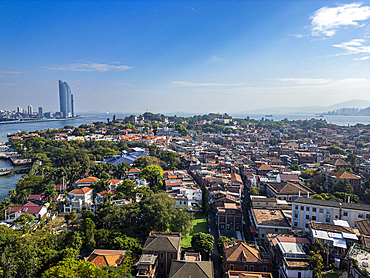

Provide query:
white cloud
left=310, top=3, right=370, bottom=37
left=353, top=55, right=370, bottom=60
left=333, top=39, right=370, bottom=54
left=206, top=56, right=226, bottom=64
left=46, top=62, right=131, bottom=72
left=0, top=70, right=31, bottom=74
left=275, top=78, right=332, bottom=85
left=169, top=81, right=245, bottom=87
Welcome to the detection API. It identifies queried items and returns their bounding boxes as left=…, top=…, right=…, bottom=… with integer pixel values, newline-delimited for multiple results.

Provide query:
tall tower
left=59, top=80, right=74, bottom=118
left=28, top=105, right=33, bottom=115
left=71, top=94, right=74, bottom=117
left=38, top=106, right=43, bottom=117
left=59, top=80, right=68, bottom=117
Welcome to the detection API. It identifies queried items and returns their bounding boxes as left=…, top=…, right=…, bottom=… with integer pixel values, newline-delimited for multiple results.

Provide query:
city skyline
left=1, top=1, right=370, bottom=114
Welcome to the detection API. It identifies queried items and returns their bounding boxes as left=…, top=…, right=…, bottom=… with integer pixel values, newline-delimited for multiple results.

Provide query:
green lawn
left=181, top=214, right=208, bottom=247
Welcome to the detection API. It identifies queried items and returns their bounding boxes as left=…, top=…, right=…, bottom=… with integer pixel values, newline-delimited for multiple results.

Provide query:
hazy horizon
left=1, top=1, right=370, bottom=113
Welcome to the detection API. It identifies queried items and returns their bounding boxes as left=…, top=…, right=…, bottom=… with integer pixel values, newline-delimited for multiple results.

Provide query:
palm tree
left=43, top=183, right=57, bottom=204
left=0, top=198, right=11, bottom=220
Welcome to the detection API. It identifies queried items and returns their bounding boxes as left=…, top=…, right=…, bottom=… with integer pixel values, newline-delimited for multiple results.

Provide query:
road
left=209, top=210, right=223, bottom=278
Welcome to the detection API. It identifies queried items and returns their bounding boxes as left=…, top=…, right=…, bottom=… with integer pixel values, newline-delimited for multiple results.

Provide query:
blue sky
left=1, top=0, right=370, bottom=114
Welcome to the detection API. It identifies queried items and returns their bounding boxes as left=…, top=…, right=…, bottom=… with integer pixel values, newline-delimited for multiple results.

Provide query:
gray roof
left=143, top=234, right=181, bottom=253
left=169, top=261, right=214, bottom=278
left=102, top=151, right=148, bottom=166
left=138, top=254, right=157, bottom=265
left=293, top=197, right=370, bottom=211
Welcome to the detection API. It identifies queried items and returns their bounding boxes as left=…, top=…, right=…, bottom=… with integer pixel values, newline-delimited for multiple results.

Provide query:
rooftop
left=252, top=209, right=291, bottom=228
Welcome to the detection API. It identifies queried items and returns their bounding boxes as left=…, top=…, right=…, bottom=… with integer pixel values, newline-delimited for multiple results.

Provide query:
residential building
left=136, top=254, right=158, bottom=278
left=64, top=187, right=93, bottom=212
left=142, top=232, right=181, bottom=278
left=325, top=170, right=362, bottom=193
left=217, top=202, right=243, bottom=233
left=223, top=241, right=273, bottom=273
left=169, top=261, right=213, bottom=278
left=226, top=271, right=273, bottom=278
left=250, top=209, right=292, bottom=244
left=5, top=202, right=48, bottom=223
left=86, top=249, right=126, bottom=267
left=266, top=235, right=312, bottom=278
left=266, top=182, right=315, bottom=201
left=292, top=197, right=370, bottom=230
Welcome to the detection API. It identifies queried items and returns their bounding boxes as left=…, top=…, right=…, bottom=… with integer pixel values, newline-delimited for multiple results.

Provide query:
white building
left=292, top=197, right=370, bottom=230
left=64, top=187, right=93, bottom=212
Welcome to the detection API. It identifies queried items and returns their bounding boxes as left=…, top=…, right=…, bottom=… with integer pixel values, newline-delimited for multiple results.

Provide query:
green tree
left=217, top=236, right=233, bottom=254
left=327, top=145, right=346, bottom=155
left=175, top=124, right=188, bottom=136
left=202, top=187, right=210, bottom=215
left=346, top=153, right=358, bottom=167
left=133, top=156, right=166, bottom=169
left=139, top=164, right=164, bottom=191
left=333, top=179, right=353, bottom=194
left=191, top=232, right=214, bottom=255
left=83, top=218, right=96, bottom=251
left=250, top=186, right=260, bottom=196
left=0, top=198, right=11, bottom=220
left=41, top=258, right=118, bottom=278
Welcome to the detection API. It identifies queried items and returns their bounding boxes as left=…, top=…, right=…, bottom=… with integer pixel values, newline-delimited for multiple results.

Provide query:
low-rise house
left=95, top=190, right=119, bottom=205
left=223, top=241, right=273, bottom=273
left=169, top=261, right=213, bottom=278
left=142, top=232, right=181, bottom=278
left=309, top=222, right=360, bottom=258
left=346, top=244, right=370, bottom=278
left=325, top=170, right=362, bottom=193
left=168, top=193, right=189, bottom=209
left=86, top=249, right=126, bottom=267
left=5, top=202, right=48, bottom=223
left=266, top=182, right=315, bottom=202
left=217, top=202, right=243, bottom=233
left=292, top=197, right=370, bottom=230
left=226, top=271, right=273, bottom=278
left=250, top=209, right=292, bottom=244
left=27, top=193, right=63, bottom=205
left=136, top=254, right=158, bottom=278
left=64, top=187, right=93, bottom=212
left=266, top=234, right=312, bottom=278
left=75, top=176, right=99, bottom=188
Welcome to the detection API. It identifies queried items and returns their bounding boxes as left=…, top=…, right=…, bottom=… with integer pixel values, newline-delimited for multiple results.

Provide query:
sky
left=1, top=0, right=370, bottom=114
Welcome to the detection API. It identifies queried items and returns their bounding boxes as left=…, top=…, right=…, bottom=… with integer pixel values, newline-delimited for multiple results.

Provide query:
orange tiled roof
left=331, top=171, right=361, bottom=180
left=70, top=187, right=93, bottom=194
left=77, top=177, right=99, bottom=183
left=86, top=249, right=126, bottom=267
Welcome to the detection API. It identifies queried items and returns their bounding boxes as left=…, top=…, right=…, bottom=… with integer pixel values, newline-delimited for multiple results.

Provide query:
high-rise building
left=38, top=106, right=43, bottom=117
left=17, top=106, right=23, bottom=113
left=28, top=105, right=33, bottom=115
left=59, top=80, right=74, bottom=118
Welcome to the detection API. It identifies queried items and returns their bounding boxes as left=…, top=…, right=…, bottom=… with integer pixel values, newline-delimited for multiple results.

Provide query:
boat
left=0, top=168, right=12, bottom=176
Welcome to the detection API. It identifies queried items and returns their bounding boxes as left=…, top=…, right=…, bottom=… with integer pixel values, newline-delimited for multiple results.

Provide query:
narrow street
left=209, top=210, right=223, bottom=278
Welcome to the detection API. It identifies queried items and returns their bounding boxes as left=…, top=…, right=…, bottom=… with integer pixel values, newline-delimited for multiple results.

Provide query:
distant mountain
left=359, top=106, right=370, bottom=116
left=236, top=99, right=370, bottom=114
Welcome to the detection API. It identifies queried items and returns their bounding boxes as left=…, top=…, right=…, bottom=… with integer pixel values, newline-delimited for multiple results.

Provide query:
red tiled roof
left=77, top=177, right=99, bottom=183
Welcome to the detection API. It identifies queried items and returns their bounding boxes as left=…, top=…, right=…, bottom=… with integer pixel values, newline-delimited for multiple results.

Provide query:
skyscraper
left=38, top=106, right=43, bottom=117
left=59, top=80, right=74, bottom=117
left=28, top=105, right=33, bottom=115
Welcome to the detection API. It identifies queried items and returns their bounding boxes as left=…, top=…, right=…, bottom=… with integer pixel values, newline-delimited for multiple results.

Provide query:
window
left=319, top=208, right=324, bottom=213
left=160, top=263, right=164, bottom=269
left=230, top=264, right=234, bottom=270
left=305, top=223, right=309, bottom=228
left=306, top=207, right=310, bottom=211
left=263, top=266, right=268, bottom=272
left=306, top=215, right=309, bottom=219
left=295, top=205, right=298, bottom=210
left=294, top=222, right=298, bottom=227
left=343, top=211, right=348, bottom=216
left=359, top=214, right=363, bottom=219
left=160, top=253, right=164, bottom=259
left=367, top=214, right=370, bottom=219
left=250, top=266, right=254, bottom=271
left=244, top=265, right=248, bottom=271
left=170, top=254, right=173, bottom=259
left=301, top=206, right=304, bottom=210
left=312, top=216, right=316, bottom=221
left=313, top=208, right=316, bottom=212
left=335, top=215, right=338, bottom=219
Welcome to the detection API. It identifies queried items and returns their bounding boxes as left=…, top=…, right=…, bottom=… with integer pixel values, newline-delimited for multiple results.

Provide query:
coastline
left=0, top=115, right=98, bottom=125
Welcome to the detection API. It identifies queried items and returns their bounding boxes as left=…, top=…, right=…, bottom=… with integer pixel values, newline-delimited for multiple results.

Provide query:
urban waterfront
left=0, top=113, right=368, bottom=201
